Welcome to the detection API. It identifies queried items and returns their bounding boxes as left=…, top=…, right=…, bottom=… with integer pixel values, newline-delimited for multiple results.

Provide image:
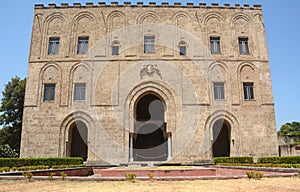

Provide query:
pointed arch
left=137, top=11, right=159, bottom=24
left=205, top=110, right=242, bottom=157
left=59, top=111, right=95, bottom=158
left=202, top=12, right=224, bottom=26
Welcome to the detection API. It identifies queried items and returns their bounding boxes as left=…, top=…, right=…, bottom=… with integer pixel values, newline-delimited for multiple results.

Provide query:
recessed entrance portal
left=68, top=121, right=88, bottom=161
left=212, top=119, right=231, bottom=157
left=133, top=93, right=168, bottom=161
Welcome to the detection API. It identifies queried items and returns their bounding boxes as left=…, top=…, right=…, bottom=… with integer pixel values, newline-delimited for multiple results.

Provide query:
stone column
left=129, top=133, right=134, bottom=162
left=167, top=132, right=172, bottom=160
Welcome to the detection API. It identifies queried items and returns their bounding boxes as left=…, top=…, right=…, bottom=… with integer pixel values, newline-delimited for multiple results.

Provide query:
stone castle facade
left=21, top=2, right=278, bottom=165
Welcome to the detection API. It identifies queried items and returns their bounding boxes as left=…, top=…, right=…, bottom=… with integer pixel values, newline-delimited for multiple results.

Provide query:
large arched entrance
left=133, top=93, right=168, bottom=161
left=68, top=121, right=88, bottom=161
left=212, top=119, right=231, bottom=157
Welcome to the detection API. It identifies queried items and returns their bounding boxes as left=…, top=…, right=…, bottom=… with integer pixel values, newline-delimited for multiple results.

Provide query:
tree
left=278, top=122, right=300, bottom=136
left=0, top=76, right=26, bottom=156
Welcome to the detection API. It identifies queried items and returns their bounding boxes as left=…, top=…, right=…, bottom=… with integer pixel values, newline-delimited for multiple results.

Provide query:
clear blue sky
left=0, top=0, right=299, bottom=129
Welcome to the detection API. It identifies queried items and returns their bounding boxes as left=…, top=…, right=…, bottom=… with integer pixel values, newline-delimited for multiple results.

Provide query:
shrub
left=148, top=173, right=154, bottom=180
left=125, top=173, right=136, bottom=182
left=48, top=172, right=55, bottom=180
left=0, top=144, right=18, bottom=158
left=0, top=167, right=10, bottom=172
left=258, top=156, right=300, bottom=164
left=298, top=170, right=300, bottom=178
left=246, top=171, right=264, bottom=180
left=51, top=164, right=84, bottom=169
left=213, top=157, right=254, bottom=164
left=0, top=157, right=83, bottom=168
left=60, top=172, right=67, bottom=180
left=22, top=172, right=33, bottom=182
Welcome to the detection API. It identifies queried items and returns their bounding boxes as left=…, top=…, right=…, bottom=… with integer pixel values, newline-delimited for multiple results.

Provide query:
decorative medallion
left=140, top=64, right=162, bottom=79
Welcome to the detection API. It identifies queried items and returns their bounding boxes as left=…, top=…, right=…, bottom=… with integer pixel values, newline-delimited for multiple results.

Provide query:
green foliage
left=11, top=165, right=49, bottom=171
left=125, top=173, right=136, bottom=182
left=0, top=167, right=10, bottom=172
left=212, top=157, right=254, bottom=164
left=0, top=77, right=26, bottom=155
left=0, top=144, right=18, bottom=158
left=298, top=170, right=300, bottom=178
left=22, top=172, right=33, bottom=181
left=291, top=140, right=300, bottom=147
left=216, top=163, right=300, bottom=168
left=246, top=171, right=264, bottom=180
left=258, top=156, right=300, bottom=164
left=148, top=173, right=154, bottom=180
left=60, top=172, right=67, bottom=180
left=0, top=157, right=83, bottom=168
left=278, top=122, right=300, bottom=136
left=51, top=164, right=84, bottom=169
left=48, top=172, right=55, bottom=180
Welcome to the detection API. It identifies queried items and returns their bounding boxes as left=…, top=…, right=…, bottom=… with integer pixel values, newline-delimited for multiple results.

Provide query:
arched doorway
left=133, top=93, right=168, bottom=161
left=68, top=121, right=88, bottom=161
left=212, top=119, right=231, bottom=157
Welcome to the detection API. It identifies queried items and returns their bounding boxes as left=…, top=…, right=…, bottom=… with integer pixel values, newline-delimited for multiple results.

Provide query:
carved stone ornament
left=140, top=64, right=162, bottom=79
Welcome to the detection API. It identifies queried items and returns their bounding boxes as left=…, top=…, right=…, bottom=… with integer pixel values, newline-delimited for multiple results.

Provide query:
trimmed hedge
left=258, top=156, right=300, bottom=164
left=0, top=157, right=83, bottom=168
left=213, top=157, right=254, bottom=164
left=216, top=163, right=300, bottom=168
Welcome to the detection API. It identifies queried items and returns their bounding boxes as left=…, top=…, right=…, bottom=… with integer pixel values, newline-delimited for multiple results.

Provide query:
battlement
left=34, top=2, right=262, bottom=10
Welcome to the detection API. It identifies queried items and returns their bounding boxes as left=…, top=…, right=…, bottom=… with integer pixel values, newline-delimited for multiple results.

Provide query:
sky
left=0, top=0, right=299, bottom=129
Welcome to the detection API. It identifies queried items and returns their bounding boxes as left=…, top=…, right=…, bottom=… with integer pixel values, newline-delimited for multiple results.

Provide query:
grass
left=0, top=177, right=300, bottom=192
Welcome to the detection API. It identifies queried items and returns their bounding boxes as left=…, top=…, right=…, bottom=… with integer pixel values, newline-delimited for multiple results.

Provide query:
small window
left=213, top=82, right=225, bottom=100
left=144, top=36, right=155, bottom=53
left=179, top=41, right=187, bottom=56
left=74, top=83, right=86, bottom=101
left=243, top=82, right=254, bottom=100
left=112, top=41, right=120, bottom=56
left=239, top=37, right=249, bottom=54
left=48, top=37, right=60, bottom=55
left=44, top=84, right=55, bottom=102
left=77, top=37, right=89, bottom=54
left=210, top=37, right=221, bottom=54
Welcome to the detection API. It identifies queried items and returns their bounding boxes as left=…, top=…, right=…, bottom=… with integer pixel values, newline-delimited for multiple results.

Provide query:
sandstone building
left=21, top=2, right=279, bottom=165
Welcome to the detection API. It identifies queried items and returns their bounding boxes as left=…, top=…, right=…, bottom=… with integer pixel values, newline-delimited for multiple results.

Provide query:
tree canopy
left=278, top=122, right=300, bottom=136
left=0, top=76, right=26, bottom=155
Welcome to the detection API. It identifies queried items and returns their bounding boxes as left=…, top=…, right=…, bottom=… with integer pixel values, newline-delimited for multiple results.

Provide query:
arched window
left=112, top=40, right=120, bottom=56
left=179, top=40, right=187, bottom=56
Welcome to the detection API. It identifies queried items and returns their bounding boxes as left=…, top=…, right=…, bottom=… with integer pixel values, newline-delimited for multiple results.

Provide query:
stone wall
left=21, top=2, right=279, bottom=164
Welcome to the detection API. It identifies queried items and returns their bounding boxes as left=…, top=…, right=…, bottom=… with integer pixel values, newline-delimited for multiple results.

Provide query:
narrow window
left=77, top=37, right=89, bottom=54
left=44, top=84, right=55, bottom=102
left=74, top=83, right=86, bottom=101
left=239, top=37, right=249, bottom=54
left=243, top=82, right=254, bottom=100
left=213, top=82, right=225, bottom=100
left=144, top=36, right=155, bottom=53
left=48, top=37, right=60, bottom=55
left=112, top=41, right=120, bottom=56
left=210, top=37, right=221, bottom=54
left=179, top=41, right=187, bottom=56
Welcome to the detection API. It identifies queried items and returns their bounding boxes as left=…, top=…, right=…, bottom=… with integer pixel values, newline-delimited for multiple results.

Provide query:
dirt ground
left=0, top=177, right=299, bottom=192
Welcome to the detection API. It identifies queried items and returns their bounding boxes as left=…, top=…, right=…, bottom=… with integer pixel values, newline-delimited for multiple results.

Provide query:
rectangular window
left=179, top=46, right=186, bottom=56
left=213, top=82, right=225, bottom=100
left=77, top=37, right=89, bottom=54
left=144, top=36, right=155, bottom=53
left=243, top=82, right=254, bottom=100
left=210, top=37, right=221, bottom=54
left=112, top=46, right=119, bottom=56
left=48, top=37, right=60, bottom=55
left=239, top=37, right=249, bottom=54
left=74, top=83, right=86, bottom=101
left=44, top=84, right=55, bottom=102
